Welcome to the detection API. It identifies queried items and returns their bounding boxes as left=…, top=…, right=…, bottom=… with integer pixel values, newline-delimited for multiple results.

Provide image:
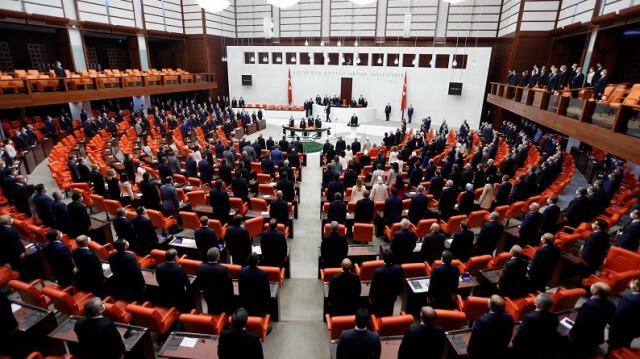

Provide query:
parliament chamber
left=1, top=0, right=640, bottom=358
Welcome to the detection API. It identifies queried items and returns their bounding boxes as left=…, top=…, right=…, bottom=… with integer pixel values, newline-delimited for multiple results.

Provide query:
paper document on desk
left=180, top=337, right=198, bottom=348
left=101, top=263, right=110, bottom=271
left=11, top=303, right=20, bottom=313
left=410, top=280, right=429, bottom=293
left=560, top=317, right=575, bottom=330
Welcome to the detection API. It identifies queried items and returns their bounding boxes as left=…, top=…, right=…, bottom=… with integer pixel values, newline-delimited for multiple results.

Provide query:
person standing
left=608, top=276, right=640, bottom=350
left=384, top=103, right=391, bottom=121
left=369, top=249, right=403, bottom=316
left=569, top=282, right=616, bottom=357
left=336, top=308, right=381, bottom=359
left=328, top=259, right=362, bottom=316
left=73, top=298, right=125, bottom=359
left=398, top=306, right=445, bottom=359
left=511, top=293, right=559, bottom=359
left=238, top=253, right=271, bottom=317
left=196, top=248, right=234, bottom=315
left=467, top=295, right=514, bottom=359
left=218, top=308, right=263, bottom=359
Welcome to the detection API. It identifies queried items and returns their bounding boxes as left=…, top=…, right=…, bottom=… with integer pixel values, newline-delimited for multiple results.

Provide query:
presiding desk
left=47, top=315, right=154, bottom=359
left=330, top=336, right=402, bottom=359
left=158, top=332, right=219, bottom=359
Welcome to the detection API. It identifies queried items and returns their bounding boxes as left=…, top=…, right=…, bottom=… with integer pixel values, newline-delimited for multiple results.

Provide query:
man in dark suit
left=593, top=69, right=609, bottom=100
left=509, top=175, right=527, bottom=203
left=195, top=216, right=218, bottom=261
left=0, top=215, right=26, bottom=277
left=43, top=229, right=76, bottom=287
left=238, top=253, right=270, bottom=317
left=209, top=180, right=230, bottom=224
left=547, top=69, right=559, bottom=91
left=383, top=188, right=403, bottom=227
left=354, top=190, right=375, bottom=223
left=260, top=219, right=287, bottom=268
left=369, top=249, right=403, bottom=316
left=89, top=164, right=107, bottom=197
left=225, top=215, right=252, bottom=267
left=384, top=103, right=391, bottom=121
left=138, top=172, right=160, bottom=210
left=527, top=233, right=561, bottom=293
left=73, top=298, right=125, bottom=359
left=328, top=258, right=362, bottom=316
left=218, top=307, right=264, bottom=359
left=51, top=191, right=70, bottom=233
left=608, top=277, right=640, bottom=350
left=12, top=176, right=30, bottom=217
left=581, top=219, right=611, bottom=276
left=618, top=209, right=640, bottom=252
left=494, top=175, right=512, bottom=207
left=540, top=195, right=561, bottom=234
left=570, top=67, right=585, bottom=98
left=327, top=173, right=344, bottom=202
left=131, top=206, right=158, bottom=256
left=185, top=153, right=198, bottom=178
left=428, top=170, right=445, bottom=199
left=336, top=308, right=381, bottom=359
left=565, top=188, right=589, bottom=227
left=438, top=180, right=458, bottom=221
left=408, top=185, right=428, bottom=225
left=156, top=249, right=191, bottom=312
left=328, top=193, right=348, bottom=224
left=107, top=239, right=145, bottom=302
left=421, top=223, right=446, bottom=264
left=511, top=293, right=559, bottom=359
left=321, top=221, right=348, bottom=268
left=467, top=295, right=514, bottom=359
left=113, top=207, right=136, bottom=244
left=72, top=236, right=104, bottom=295
left=52, top=61, right=67, bottom=78
left=390, top=219, right=417, bottom=264
left=428, top=251, right=460, bottom=309
left=269, top=191, right=290, bottom=225
left=197, top=247, right=234, bottom=315
left=198, top=158, right=213, bottom=185
left=398, top=306, right=446, bottom=359
left=450, top=220, right=474, bottom=262
left=569, top=282, right=616, bottom=357
left=498, top=245, right=529, bottom=299
left=475, top=212, right=504, bottom=255
left=518, top=203, right=543, bottom=247
left=68, top=192, right=91, bottom=238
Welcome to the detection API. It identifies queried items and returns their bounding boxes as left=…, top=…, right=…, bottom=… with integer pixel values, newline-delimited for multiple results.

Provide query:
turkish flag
left=287, top=69, right=292, bottom=105
left=400, top=72, right=407, bottom=111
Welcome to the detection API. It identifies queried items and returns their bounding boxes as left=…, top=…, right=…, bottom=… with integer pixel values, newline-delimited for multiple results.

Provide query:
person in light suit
left=390, top=219, right=417, bottom=264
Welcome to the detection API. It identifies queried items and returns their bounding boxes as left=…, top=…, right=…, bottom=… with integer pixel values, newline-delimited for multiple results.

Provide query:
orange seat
left=401, top=263, right=427, bottom=279
left=188, top=177, right=203, bottom=187
left=7, top=279, right=52, bottom=308
left=180, top=309, right=227, bottom=335
left=505, top=201, right=526, bottom=224
left=174, top=174, right=188, bottom=184
left=355, top=260, right=384, bottom=281
left=102, top=296, right=133, bottom=324
left=222, top=263, right=242, bottom=279
left=177, top=257, right=203, bottom=276
left=504, top=295, right=536, bottom=321
left=260, top=266, right=285, bottom=287
left=88, top=241, right=113, bottom=262
left=467, top=210, right=488, bottom=229
left=488, top=252, right=512, bottom=268
left=150, top=249, right=167, bottom=265
left=486, top=205, right=509, bottom=222
left=581, top=246, right=640, bottom=295
left=0, top=266, right=19, bottom=285
left=257, top=173, right=271, bottom=184
left=456, top=295, right=490, bottom=323
left=244, top=216, right=265, bottom=238
left=179, top=211, right=200, bottom=230
left=320, top=268, right=342, bottom=282
left=384, top=222, right=416, bottom=241
left=125, top=301, right=180, bottom=334
left=370, top=312, right=414, bottom=336
left=608, top=348, right=640, bottom=359
left=434, top=309, right=467, bottom=331
left=547, top=287, right=587, bottom=312
left=40, top=285, right=94, bottom=316
left=425, top=260, right=465, bottom=275
left=186, top=191, right=206, bottom=207
left=324, top=223, right=347, bottom=235
left=258, top=184, right=276, bottom=195
left=147, top=209, right=177, bottom=234
left=352, top=223, right=374, bottom=243
left=236, top=314, right=271, bottom=342
left=415, top=219, right=438, bottom=238
left=90, top=194, right=108, bottom=218
left=229, top=197, right=248, bottom=215
left=250, top=198, right=269, bottom=212
left=25, top=352, right=73, bottom=359
left=104, top=199, right=126, bottom=217
left=325, top=314, right=356, bottom=340
left=439, top=215, right=466, bottom=234
left=463, top=255, right=493, bottom=276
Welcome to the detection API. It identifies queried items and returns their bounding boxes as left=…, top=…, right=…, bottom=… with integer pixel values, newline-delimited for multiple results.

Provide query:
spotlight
left=452, top=59, right=458, bottom=67
left=394, top=57, right=399, bottom=65
left=377, top=57, right=382, bottom=64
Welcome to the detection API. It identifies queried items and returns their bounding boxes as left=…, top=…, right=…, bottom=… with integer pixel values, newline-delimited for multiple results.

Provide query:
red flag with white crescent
left=401, top=72, right=407, bottom=111
left=287, top=69, right=292, bottom=105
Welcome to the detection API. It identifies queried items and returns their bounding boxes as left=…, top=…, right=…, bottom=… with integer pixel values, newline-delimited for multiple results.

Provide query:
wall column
left=137, top=34, right=150, bottom=70
left=67, top=28, right=88, bottom=71
left=581, top=30, right=598, bottom=74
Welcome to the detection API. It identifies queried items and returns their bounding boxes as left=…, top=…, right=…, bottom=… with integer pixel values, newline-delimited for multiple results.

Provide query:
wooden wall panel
left=185, top=35, right=208, bottom=73
left=205, top=34, right=227, bottom=97
left=512, top=32, right=552, bottom=71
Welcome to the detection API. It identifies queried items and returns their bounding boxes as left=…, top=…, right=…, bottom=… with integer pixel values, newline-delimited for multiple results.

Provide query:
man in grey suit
left=160, top=176, right=182, bottom=232
left=167, top=150, right=182, bottom=175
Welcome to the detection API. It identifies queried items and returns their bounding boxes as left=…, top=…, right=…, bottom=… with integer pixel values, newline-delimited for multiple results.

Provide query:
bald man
left=498, top=245, right=529, bottom=299
left=569, top=282, right=615, bottom=357
left=467, top=295, right=514, bottom=359
left=398, top=306, right=446, bottom=359
left=518, top=203, right=543, bottom=246
left=328, top=259, right=361, bottom=316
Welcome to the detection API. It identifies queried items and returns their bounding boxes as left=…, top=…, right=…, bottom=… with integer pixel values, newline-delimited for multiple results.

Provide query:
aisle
left=262, top=151, right=331, bottom=358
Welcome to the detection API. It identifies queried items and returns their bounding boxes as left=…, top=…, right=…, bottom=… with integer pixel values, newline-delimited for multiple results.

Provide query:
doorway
left=340, top=77, right=352, bottom=106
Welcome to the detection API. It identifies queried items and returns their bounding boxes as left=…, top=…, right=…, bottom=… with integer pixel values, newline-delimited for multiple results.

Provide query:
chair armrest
left=104, top=243, right=114, bottom=251
left=189, top=309, right=199, bottom=315
left=142, top=301, right=153, bottom=308
left=103, top=296, right=115, bottom=303
left=164, top=307, right=180, bottom=320
left=325, top=314, right=332, bottom=330
left=62, top=286, right=76, bottom=295
left=30, top=279, right=46, bottom=288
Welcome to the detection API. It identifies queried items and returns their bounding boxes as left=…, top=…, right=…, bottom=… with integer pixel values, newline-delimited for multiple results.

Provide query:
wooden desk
left=330, top=336, right=402, bottom=359
left=11, top=300, right=57, bottom=332
left=232, top=280, right=280, bottom=321
left=89, top=217, right=114, bottom=244
left=479, top=267, right=503, bottom=285
left=246, top=122, right=258, bottom=135
left=257, top=120, right=266, bottom=131
left=48, top=316, right=154, bottom=359
left=193, top=205, right=237, bottom=218
left=141, top=268, right=197, bottom=287
left=445, top=325, right=520, bottom=358
left=158, top=332, right=219, bottom=359
left=499, top=226, right=520, bottom=254
left=405, top=275, right=479, bottom=315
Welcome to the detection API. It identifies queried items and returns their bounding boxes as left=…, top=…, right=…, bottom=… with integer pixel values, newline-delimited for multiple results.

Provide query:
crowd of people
left=506, top=62, right=609, bottom=99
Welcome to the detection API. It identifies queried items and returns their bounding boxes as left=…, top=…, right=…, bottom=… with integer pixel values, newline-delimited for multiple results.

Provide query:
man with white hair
left=390, top=219, right=417, bottom=264
left=73, top=297, right=125, bottom=359
left=569, top=282, right=615, bottom=356
left=497, top=245, right=529, bottom=299
left=518, top=202, right=543, bottom=246
left=511, top=293, right=558, bottom=357
left=370, top=176, right=388, bottom=202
